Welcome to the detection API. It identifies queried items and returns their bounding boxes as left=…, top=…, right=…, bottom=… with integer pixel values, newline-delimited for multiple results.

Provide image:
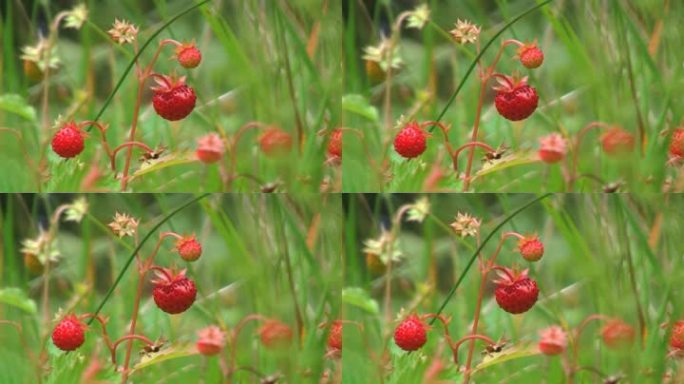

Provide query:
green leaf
left=342, top=287, right=379, bottom=314
left=0, top=287, right=37, bottom=314
left=0, top=94, right=37, bottom=121
left=472, top=343, right=539, bottom=373
left=130, top=343, right=197, bottom=373
left=342, top=94, right=379, bottom=122
left=472, top=152, right=539, bottom=180
left=130, top=153, right=197, bottom=179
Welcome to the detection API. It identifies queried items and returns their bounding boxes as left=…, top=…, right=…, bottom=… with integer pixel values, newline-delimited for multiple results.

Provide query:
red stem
left=462, top=81, right=488, bottom=191
left=228, top=314, right=269, bottom=378
left=452, top=141, right=497, bottom=175
left=571, top=122, right=613, bottom=190
left=451, top=334, right=496, bottom=366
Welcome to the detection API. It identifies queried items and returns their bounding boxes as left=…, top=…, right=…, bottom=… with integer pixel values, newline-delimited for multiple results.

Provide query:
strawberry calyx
left=149, top=73, right=188, bottom=93
left=492, top=73, right=529, bottom=93
left=150, top=266, right=187, bottom=286
left=492, top=266, right=529, bottom=286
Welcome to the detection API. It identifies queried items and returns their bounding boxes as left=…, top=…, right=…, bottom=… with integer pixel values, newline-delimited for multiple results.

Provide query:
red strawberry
left=195, top=133, right=225, bottom=164
left=601, top=319, right=635, bottom=349
left=259, top=127, right=293, bottom=156
left=327, top=320, right=343, bottom=350
left=176, top=235, right=202, bottom=262
left=175, top=42, right=201, bottom=69
left=196, top=325, right=225, bottom=356
left=258, top=319, right=293, bottom=348
left=538, top=325, right=567, bottom=356
left=538, top=133, right=567, bottom=164
left=151, top=75, right=196, bottom=121
left=327, top=129, right=343, bottom=159
left=518, top=42, right=544, bottom=69
left=494, top=76, right=539, bottom=121
left=669, top=128, right=684, bottom=159
left=152, top=268, right=197, bottom=314
left=51, top=122, right=85, bottom=158
left=52, top=315, right=86, bottom=351
left=394, top=122, right=428, bottom=159
left=670, top=320, right=684, bottom=350
left=601, top=127, right=635, bottom=155
left=393, top=315, right=427, bottom=351
left=518, top=235, right=544, bottom=262
left=494, top=267, right=539, bottom=314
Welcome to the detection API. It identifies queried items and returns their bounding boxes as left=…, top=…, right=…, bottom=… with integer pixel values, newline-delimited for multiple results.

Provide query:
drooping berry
left=258, top=319, right=293, bottom=349
left=195, top=133, right=225, bottom=164
left=176, top=235, right=202, bottom=262
left=152, top=268, right=197, bottom=314
left=538, top=133, right=567, bottom=164
left=601, top=127, right=635, bottom=155
left=538, top=325, right=567, bottom=356
left=518, top=42, right=544, bottom=69
left=176, top=42, right=202, bottom=69
left=494, top=267, right=539, bottom=314
left=327, top=129, right=342, bottom=159
left=258, top=127, right=293, bottom=157
left=52, top=315, right=86, bottom=351
left=669, top=128, right=684, bottom=159
left=494, top=76, right=539, bottom=121
left=518, top=235, right=544, bottom=262
left=394, top=122, right=428, bottom=159
left=670, top=320, right=684, bottom=350
left=151, top=75, right=197, bottom=121
left=601, top=319, right=635, bottom=349
left=393, top=315, right=427, bottom=351
left=196, top=325, right=226, bottom=356
left=51, top=122, right=86, bottom=158
left=327, top=320, right=343, bottom=351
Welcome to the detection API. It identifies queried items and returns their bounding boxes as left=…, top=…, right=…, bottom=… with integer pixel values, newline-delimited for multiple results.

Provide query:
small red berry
left=494, top=76, right=539, bottom=121
left=601, top=319, right=635, bottom=349
left=393, top=315, right=427, bottom=351
left=259, top=127, right=293, bottom=157
left=670, top=320, right=684, bottom=350
left=52, top=315, right=86, bottom=351
left=258, top=319, right=293, bottom=348
left=601, top=127, right=635, bottom=155
left=51, top=122, right=85, bottom=158
left=518, top=43, right=544, bottom=69
left=538, top=133, right=567, bottom=164
left=538, top=325, right=567, bottom=356
left=176, top=42, right=202, bottom=69
left=327, top=320, right=343, bottom=350
left=327, top=129, right=343, bottom=159
left=494, top=268, right=539, bottom=314
left=518, top=235, right=544, bottom=262
left=152, top=268, right=197, bottom=314
left=195, top=133, right=225, bottom=164
left=394, top=122, right=428, bottom=159
left=176, top=235, right=202, bottom=262
left=196, top=325, right=226, bottom=356
left=669, top=128, right=684, bottom=159
left=151, top=75, right=196, bottom=121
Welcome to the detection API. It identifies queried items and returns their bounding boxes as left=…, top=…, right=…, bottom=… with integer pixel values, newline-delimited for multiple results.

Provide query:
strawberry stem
left=450, top=334, right=496, bottom=366
left=452, top=141, right=497, bottom=175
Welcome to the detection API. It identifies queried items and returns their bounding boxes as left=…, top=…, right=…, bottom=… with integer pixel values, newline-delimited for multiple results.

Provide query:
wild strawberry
left=538, top=325, right=567, bottom=356
left=327, top=320, right=343, bottom=350
left=196, top=325, right=226, bottom=356
left=52, top=315, right=86, bottom=351
left=175, top=41, right=201, bottom=69
left=51, top=122, right=85, bottom=158
left=259, top=127, right=293, bottom=157
left=494, top=75, right=539, bottom=121
left=175, top=235, right=202, bottom=262
left=518, top=235, right=544, bottom=262
left=327, top=129, right=342, bottom=159
left=394, top=122, right=428, bottom=159
left=394, top=315, right=427, bottom=351
left=601, top=319, right=635, bottom=349
left=669, top=128, right=684, bottom=159
left=517, top=42, right=544, bottom=69
left=601, top=127, right=635, bottom=155
left=494, top=267, right=539, bottom=314
left=152, top=268, right=197, bottom=314
left=195, top=133, right=225, bottom=164
left=538, top=133, right=567, bottom=164
left=258, top=319, right=293, bottom=348
left=151, top=75, right=196, bottom=121
left=670, top=320, right=684, bottom=350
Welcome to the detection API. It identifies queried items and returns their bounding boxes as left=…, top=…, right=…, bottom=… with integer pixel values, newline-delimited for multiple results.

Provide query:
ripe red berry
left=327, top=129, right=343, bottom=159
left=51, top=122, right=85, bottom=158
left=151, top=75, right=196, bottom=121
left=601, top=319, right=635, bottom=349
left=601, top=127, right=635, bottom=155
left=176, top=42, right=202, bottom=69
left=494, top=268, right=539, bottom=314
left=258, top=319, right=293, bottom=348
left=538, top=133, right=567, bottom=164
left=538, top=325, right=567, bottom=356
left=152, top=268, right=197, bottom=314
left=393, top=315, right=427, bottom=351
left=259, top=127, right=293, bottom=157
left=518, top=235, right=544, bottom=262
left=670, top=320, right=684, bottom=350
left=394, top=122, right=428, bottom=159
left=176, top=235, right=202, bottom=262
left=518, top=43, right=544, bottom=69
left=669, top=128, right=684, bottom=159
left=195, top=133, right=225, bottom=164
left=494, top=76, right=539, bottom=121
left=52, top=315, right=86, bottom=351
left=196, top=325, right=226, bottom=356
left=327, top=320, right=343, bottom=350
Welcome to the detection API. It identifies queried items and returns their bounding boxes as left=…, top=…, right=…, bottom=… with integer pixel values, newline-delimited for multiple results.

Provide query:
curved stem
left=451, top=334, right=496, bottom=366
left=228, top=314, right=268, bottom=377
left=571, top=121, right=613, bottom=189
left=111, top=141, right=154, bottom=171
left=486, top=231, right=525, bottom=271
left=572, top=314, right=611, bottom=369
left=112, top=334, right=155, bottom=366
left=80, top=120, right=115, bottom=165
left=452, top=141, right=496, bottom=174
left=421, top=121, right=456, bottom=157
left=488, top=39, right=524, bottom=74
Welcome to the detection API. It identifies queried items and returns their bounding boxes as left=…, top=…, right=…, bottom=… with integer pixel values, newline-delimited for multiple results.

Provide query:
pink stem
left=452, top=334, right=496, bottom=366
left=452, top=142, right=497, bottom=174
